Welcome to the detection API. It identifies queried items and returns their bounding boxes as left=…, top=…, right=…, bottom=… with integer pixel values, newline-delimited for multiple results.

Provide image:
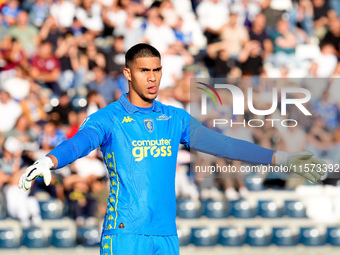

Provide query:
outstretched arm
left=190, top=125, right=275, bottom=165
left=190, top=125, right=326, bottom=183
left=19, top=128, right=101, bottom=191
left=176, top=104, right=326, bottom=184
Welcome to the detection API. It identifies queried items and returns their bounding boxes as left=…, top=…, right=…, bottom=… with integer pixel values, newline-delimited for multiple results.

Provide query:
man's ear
left=123, top=67, right=131, bottom=82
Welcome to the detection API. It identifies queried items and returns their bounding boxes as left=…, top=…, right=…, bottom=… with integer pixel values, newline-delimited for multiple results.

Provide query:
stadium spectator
left=230, top=0, right=261, bottom=27
left=306, top=116, right=340, bottom=163
left=66, top=111, right=79, bottom=139
left=222, top=117, right=253, bottom=200
left=89, top=176, right=109, bottom=222
left=102, top=0, right=128, bottom=36
left=20, top=84, right=48, bottom=125
left=142, top=7, right=176, bottom=54
left=195, top=152, right=223, bottom=200
left=249, top=13, right=273, bottom=59
left=87, top=66, right=121, bottom=104
left=9, top=10, right=38, bottom=56
left=63, top=172, right=98, bottom=227
left=160, top=44, right=194, bottom=88
left=157, top=87, right=183, bottom=108
left=55, top=36, right=85, bottom=92
left=281, top=120, right=307, bottom=152
left=73, top=149, right=107, bottom=178
left=31, top=42, right=61, bottom=95
left=173, top=66, right=193, bottom=109
left=172, top=15, right=207, bottom=54
left=159, top=0, right=179, bottom=28
left=2, top=137, right=42, bottom=228
left=1, top=0, right=20, bottom=27
left=50, top=0, right=76, bottom=29
left=39, top=16, right=64, bottom=51
left=312, top=0, right=336, bottom=39
left=1, top=66, right=31, bottom=103
left=309, top=42, right=338, bottom=77
left=86, top=90, right=106, bottom=115
left=67, top=17, right=87, bottom=39
left=313, top=90, right=339, bottom=130
left=0, top=137, right=22, bottom=188
left=0, top=38, right=28, bottom=72
left=269, top=18, right=299, bottom=68
left=4, top=115, right=38, bottom=149
left=50, top=92, right=74, bottom=125
left=114, top=13, right=144, bottom=52
left=330, top=0, right=340, bottom=16
left=80, top=42, right=106, bottom=82
left=0, top=13, right=9, bottom=43
left=105, top=35, right=126, bottom=79
left=75, top=0, right=104, bottom=35
left=238, top=40, right=263, bottom=76
left=66, top=111, right=87, bottom=140
left=321, top=17, right=340, bottom=53
left=252, top=115, right=285, bottom=151
left=117, top=0, right=146, bottom=16
left=38, top=120, right=66, bottom=151
left=220, top=12, right=250, bottom=58
left=196, top=0, right=229, bottom=44
left=175, top=149, right=199, bottom=201
left=206, top=40, right=233, bottom=78
left=258, top=0, right=292, bottom=30
left=288, top=0, right=314, bottom=40
left=28, top=0, right=50, bottom=28
left=0, top=89, right=22, bottom=133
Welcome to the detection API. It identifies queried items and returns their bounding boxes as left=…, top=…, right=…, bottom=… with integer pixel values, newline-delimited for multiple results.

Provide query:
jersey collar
left=118, top=93, right=161, bottom=114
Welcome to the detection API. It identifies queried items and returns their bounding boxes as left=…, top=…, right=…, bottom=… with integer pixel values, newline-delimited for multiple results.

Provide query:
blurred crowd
left=0, top=0, right=339, bottom=229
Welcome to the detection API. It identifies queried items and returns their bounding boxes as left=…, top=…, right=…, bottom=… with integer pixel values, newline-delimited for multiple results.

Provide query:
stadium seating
left=76, top=227, right=101, bottom=247
left=21, top=228, right=49, bottom=248
left=0, top=229, right=20, bottom=248
left=284, top=200, right=307, bottom=218
left=299, top=227, right=326, bottom=246
left=50, top=228, right=76, bottom=248
left=327, top=227, right=340, bottom=246
left=230, top=200, right=256, bottom=218
left=177, top=228, right=191, bottom=246
left=190, top=227, right=218, bottom=246
left=245, top=227, right=271, bottom=247
left=244, top=174, right=265, bottom=191
left=201, top=199, right=229, bottom=218
left=39, top=199, right=64, bottom=220
left=218, top=227, right=245, bottom=246
left=177, top=199, right=201, bottom=218
left=258, top=200, right=283, bottom=218
left=272, top=227, right=298, bottom=246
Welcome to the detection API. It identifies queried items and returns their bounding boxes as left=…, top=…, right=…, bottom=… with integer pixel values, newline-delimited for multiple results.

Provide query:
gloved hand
left=275, top=151, right=327, bottom=183
left=18, top=157, right=54, bottom=191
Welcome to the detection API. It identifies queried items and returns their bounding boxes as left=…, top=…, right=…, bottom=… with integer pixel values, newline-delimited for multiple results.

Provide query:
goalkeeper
left=19, top=43, right=325, bottom=255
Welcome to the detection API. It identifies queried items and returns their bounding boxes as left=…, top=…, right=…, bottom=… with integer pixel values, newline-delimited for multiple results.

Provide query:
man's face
left=39, top=43, right=52, bottom=59
left=0, top=91, right=10, bottom=104
left=17, top=11, right=28, bottom=26
left=124, top=57, right=162, bottom=102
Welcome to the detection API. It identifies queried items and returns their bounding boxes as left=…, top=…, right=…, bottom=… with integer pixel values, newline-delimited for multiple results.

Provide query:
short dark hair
left=125, top=43, right=161, bottom=68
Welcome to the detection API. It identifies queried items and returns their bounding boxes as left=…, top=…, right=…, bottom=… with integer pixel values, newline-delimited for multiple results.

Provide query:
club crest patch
left=144, top=119, right=154, bottom=133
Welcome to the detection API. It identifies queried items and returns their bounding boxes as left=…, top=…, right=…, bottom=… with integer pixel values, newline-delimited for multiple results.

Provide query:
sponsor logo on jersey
left=144, top=118, right=154, bottom=133
left=122, top=116, right=135, bottom=123
left=156, top=114, right=172, bottom=121
left=132, top=139, right=172, bottom=161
